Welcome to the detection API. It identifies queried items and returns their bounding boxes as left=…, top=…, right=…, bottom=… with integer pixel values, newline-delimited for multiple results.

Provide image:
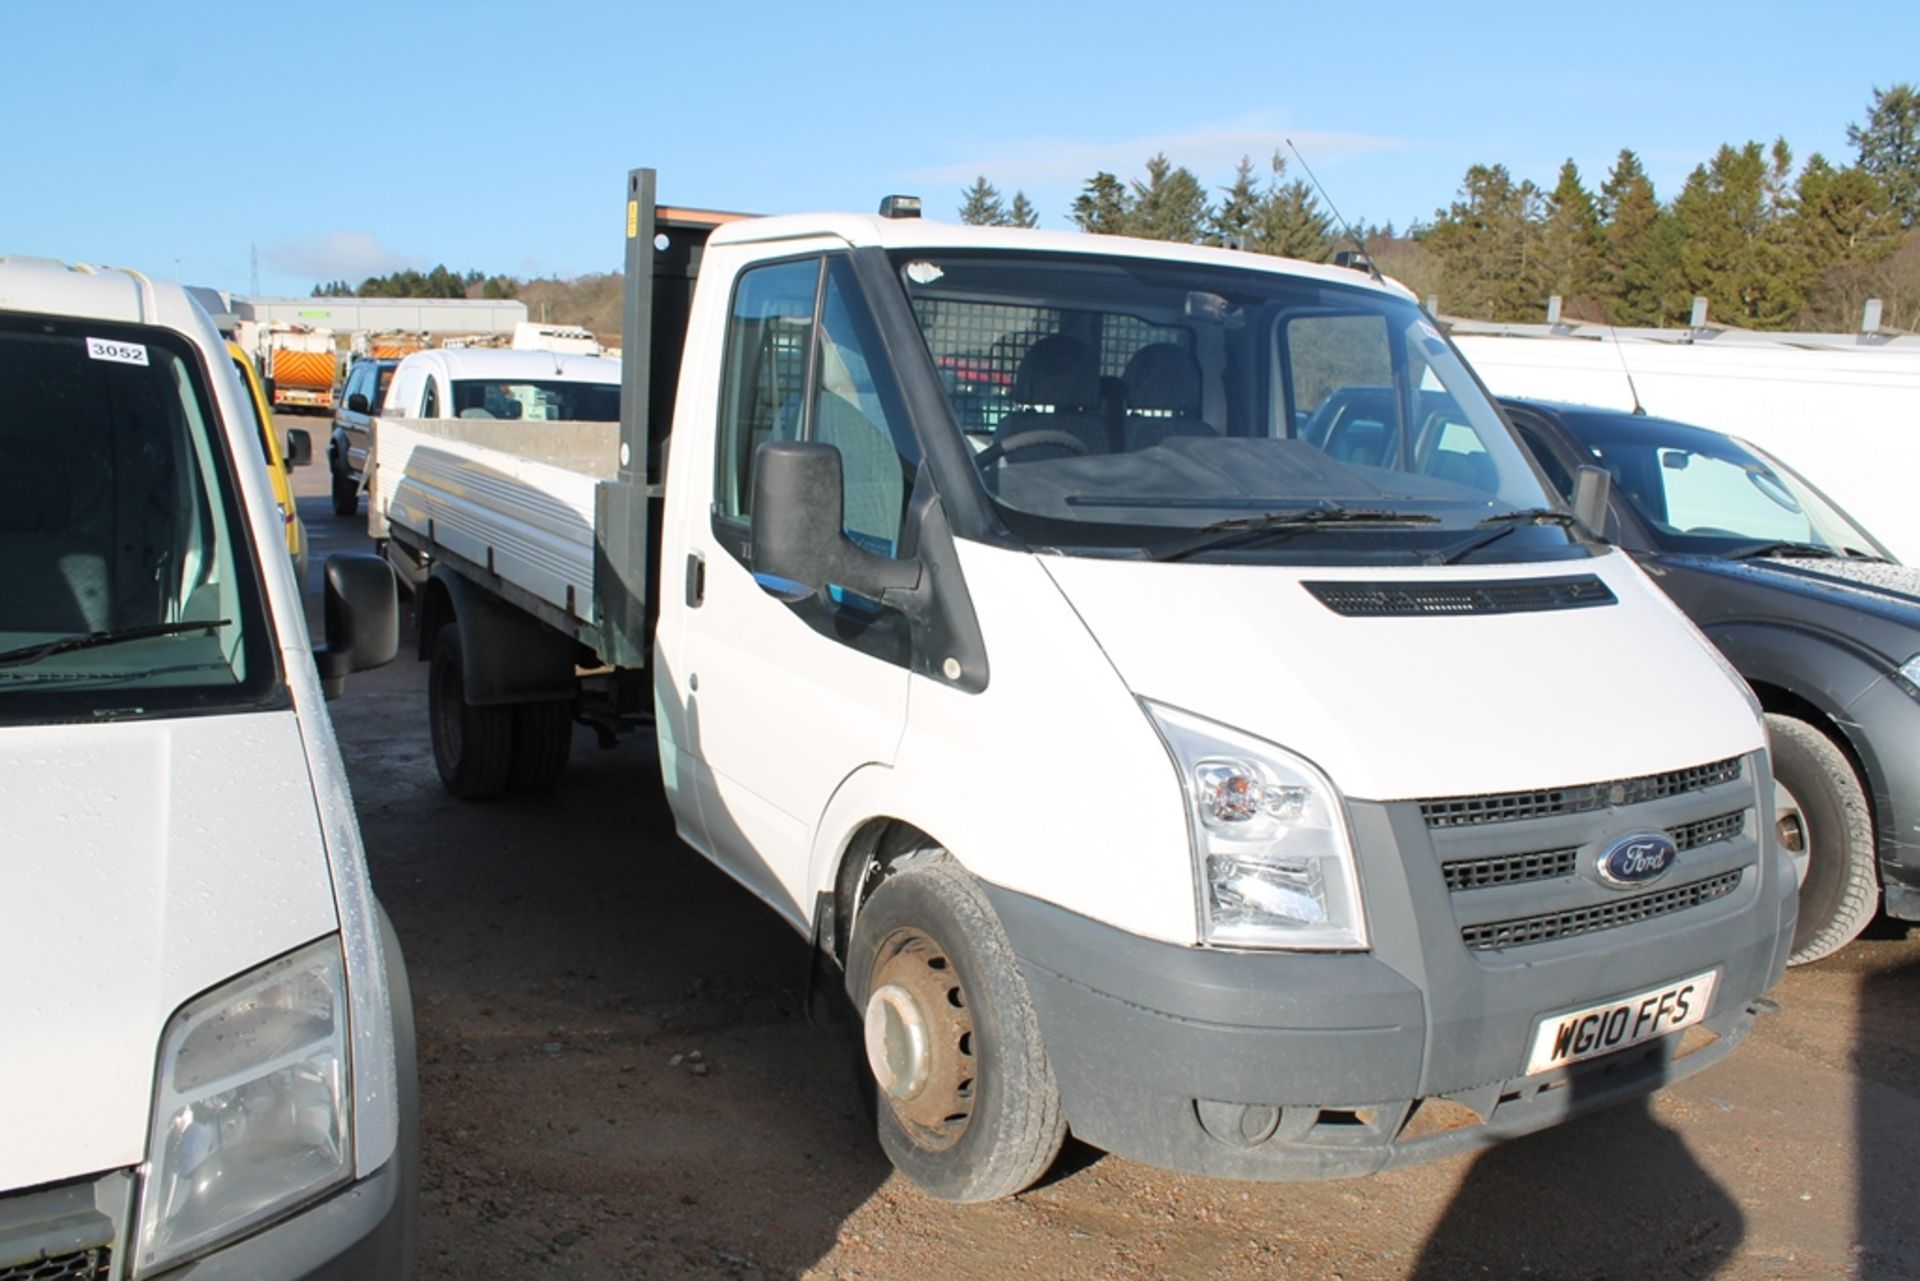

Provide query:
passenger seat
left=1121, top=343, right=1213, bottom=449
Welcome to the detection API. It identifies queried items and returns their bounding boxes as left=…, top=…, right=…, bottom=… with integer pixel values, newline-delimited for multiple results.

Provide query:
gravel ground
left=288, top=451, right=1920, bottom=1281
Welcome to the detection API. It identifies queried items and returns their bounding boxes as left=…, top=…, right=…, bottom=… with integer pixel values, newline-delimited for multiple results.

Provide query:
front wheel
left=846, top=857, right=1066, bottom=1202
left=429, top=628, right=513, bottom=800
left=1768, top=713, right=1878, bottom=965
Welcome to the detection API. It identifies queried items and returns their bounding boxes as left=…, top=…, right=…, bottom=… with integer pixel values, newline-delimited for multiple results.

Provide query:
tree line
left=312, top=264, right=518, bottom=300
left=961, top=84, right=1920, bottom=332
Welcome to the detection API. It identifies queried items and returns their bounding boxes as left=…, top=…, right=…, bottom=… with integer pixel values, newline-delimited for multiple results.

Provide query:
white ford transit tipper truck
left=359, top=171, right=1795, bottom=1202
left=0, top=259, right=414, bottom=1275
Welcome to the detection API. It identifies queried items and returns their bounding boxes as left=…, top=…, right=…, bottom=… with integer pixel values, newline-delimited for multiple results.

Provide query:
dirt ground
left=286, top=447, right=1920, bottom=1281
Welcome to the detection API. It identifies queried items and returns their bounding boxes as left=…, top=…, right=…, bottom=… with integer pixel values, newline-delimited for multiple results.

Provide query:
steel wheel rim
left=1775, top=778, right=1810, bottom=890
left=864, top=927, right=976, bottom=1152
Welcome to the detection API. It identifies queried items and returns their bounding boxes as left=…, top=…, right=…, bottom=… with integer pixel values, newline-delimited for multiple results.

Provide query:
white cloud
left=262, top=231, right=418, bottom=284
left=906, top=119, right=1405, bottom=190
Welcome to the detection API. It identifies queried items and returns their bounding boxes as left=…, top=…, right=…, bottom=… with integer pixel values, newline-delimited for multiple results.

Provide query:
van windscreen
left=0, top=316, right=278, bottom=724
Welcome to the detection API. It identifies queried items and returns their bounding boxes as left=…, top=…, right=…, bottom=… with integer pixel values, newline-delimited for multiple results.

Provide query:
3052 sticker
left=86, top=337, right=149, bottom=366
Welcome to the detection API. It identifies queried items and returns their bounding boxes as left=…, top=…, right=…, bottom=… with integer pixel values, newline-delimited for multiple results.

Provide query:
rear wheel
left=430, top=628, right=513, bottom=800
left=510, top=700, right=574, bottom=794
left=1768, top=713, right=1878, bottom=965
left=846, top=857, right=1065, bottom=1202
left=330, top=462, right=358, bottom=517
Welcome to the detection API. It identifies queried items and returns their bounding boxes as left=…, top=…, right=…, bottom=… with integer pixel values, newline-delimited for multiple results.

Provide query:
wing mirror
left=347, top=392, right=370, bottom=414
left=314, top=553, right=399, bottom=698
left=284, top=427, right=313, bottom=470
left=749, top=441, right=920, bottom=604
left=1572, top=464, right=1612, bottom=535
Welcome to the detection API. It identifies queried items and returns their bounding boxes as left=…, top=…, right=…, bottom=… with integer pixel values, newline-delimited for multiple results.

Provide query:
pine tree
left=958, top=176, right=1005, bottom=226
left=1670, top=140, right=1807, bottom=329
left=1848, top=84, right=1920, bottom=229
left=1596, top=150, right=1682, bottom=325
left=1130, top=153, right=1210, bottom=243
left=1250, top=153, right=1333, bottom=261
left=1424, top=164, right=1546, bottom=321
left=1210, top=156, right=1263, bottom=247
left=1006, top=191, right=1039, bottom=228
left=1538, top=160, right=1602, bottom=314
left=1071, top=171, right=1134, bottom=235
left=1794, top=155, right=1900, bottom=267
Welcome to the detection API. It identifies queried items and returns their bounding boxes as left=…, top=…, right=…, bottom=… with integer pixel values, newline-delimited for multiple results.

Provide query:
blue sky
left=5, top=0, right=1911, bottom=298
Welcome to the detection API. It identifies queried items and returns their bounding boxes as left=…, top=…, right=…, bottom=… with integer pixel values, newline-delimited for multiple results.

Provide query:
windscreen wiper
left=1729, top=540, right=1840, bottom=561
left=1730, top=539, right=1890, bottom=563
left=0, top=620, right=230, bottom=670
left=1432, top=509, right=1592, bottom=566
left=1152, top=505, right=1439, bottom=562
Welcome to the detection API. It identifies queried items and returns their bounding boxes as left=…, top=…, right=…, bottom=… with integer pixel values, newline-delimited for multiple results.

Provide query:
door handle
left=685, top=551, right=706, bottom=607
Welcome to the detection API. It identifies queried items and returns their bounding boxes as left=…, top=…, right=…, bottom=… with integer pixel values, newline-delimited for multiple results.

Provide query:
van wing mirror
left=1572, top=464, right=1612, bottom=535
left=347, top=392, right=370, bottom=414
left=285, top=427, right=313, bottom=469
left=750, top=441, right=920, bottom=603
left=314, top=553, right=399, bottom=698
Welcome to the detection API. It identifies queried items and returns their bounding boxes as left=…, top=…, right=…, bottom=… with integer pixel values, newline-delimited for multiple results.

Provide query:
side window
left=1285, top=313, right=1393, bottom=438
left=814, top=257, right=918, bottom=558
left=715, top=258, right=821, bottom=527
left=420, top=375, right=439, bottom=419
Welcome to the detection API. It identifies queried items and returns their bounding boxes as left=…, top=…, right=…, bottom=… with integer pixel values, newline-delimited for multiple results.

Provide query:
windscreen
left=449, top=378, right=620, bottom=422
left=1560, top=411, right=1887, bottom=558
left=0, top=315, right=277, bottom=724
left=896, top=252, right=1572, bottom=564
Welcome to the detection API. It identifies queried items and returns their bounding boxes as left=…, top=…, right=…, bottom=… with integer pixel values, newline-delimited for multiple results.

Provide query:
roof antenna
left=1605, top=319, right=1647, bottom=415
left=1285, top=138, right=1385, bottom=287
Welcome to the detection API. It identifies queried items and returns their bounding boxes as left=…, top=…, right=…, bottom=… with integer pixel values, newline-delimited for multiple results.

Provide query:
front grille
left=1673, top=810, right=1744, bottom=851
left=1460, top=870, right=1744, bottom=951
left=1444, top=847, right=1579, bottom=891
left=1420, top=757, right=1744, bottom=829
left=1442, top=809, right=1747, bottom=892
left=1304, top=575, right=1615, bottom=618
left=0, top=1249, right=110, bottom=1281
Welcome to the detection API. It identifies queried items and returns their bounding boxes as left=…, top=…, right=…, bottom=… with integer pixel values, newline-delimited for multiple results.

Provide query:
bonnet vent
left=1304, top=575, right=1616, bottom=618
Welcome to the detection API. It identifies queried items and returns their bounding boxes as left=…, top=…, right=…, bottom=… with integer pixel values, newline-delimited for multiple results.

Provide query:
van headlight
left=1146, top=702, right=1368, bottom=950
left=133, top=937, right=352, bottom=1275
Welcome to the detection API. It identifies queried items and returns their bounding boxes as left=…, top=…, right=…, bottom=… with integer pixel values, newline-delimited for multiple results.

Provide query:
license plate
left=1524, top=970, right=1718, bottom=1075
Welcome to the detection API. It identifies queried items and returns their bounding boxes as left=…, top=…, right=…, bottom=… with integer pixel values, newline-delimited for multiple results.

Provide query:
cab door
left=655, top=250, right=919, bottom=926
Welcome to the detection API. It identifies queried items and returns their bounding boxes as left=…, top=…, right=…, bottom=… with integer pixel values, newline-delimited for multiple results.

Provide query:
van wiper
left=0, top=620, right=230, bottom=670
left=1153, top=504, right=1438, bottom=562
left=1432, top=508, right=1590, bottom=565
left=1729, top=540, right=1838, bottom=561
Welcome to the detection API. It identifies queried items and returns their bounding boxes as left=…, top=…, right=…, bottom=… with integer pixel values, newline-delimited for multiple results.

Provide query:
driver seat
left=994, top=335, right=1111, bottom=458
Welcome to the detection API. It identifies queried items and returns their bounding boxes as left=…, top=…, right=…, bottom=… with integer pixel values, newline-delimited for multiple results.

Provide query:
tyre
left=845, top=856, right=1066, bottom=1202
left=429, top=628, right=513, bottom=800
left=509, top=700, right=574, bottom=794
left=1768, top=713, right=1878, bottom=965
left=330, top=463, right=359, bottom=517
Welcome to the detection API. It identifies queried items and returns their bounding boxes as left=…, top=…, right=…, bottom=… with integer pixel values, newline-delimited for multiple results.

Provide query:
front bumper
left=156, top=1157, right=409, bottom=1281
left=980, top=751, right=1796, bottom=1180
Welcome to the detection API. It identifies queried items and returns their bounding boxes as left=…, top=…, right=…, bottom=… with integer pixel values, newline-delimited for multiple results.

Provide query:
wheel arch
left=421, top=567, right=577, bottom=706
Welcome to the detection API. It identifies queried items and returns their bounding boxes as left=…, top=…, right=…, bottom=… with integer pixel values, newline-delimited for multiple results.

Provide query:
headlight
left=1896, top=653, right=1920, bottom=698
left=1145, top=702, right=1368, bottom=950
left=134, top=937, right=352, bottom=1276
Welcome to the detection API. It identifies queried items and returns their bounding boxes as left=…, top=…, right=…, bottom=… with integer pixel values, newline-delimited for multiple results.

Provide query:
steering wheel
left=976, top=429, right=1091, bottom=467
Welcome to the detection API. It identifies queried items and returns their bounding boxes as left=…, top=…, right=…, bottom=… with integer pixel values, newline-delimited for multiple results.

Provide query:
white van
left=359, top=179, right=1799, bottom=1202
left=380, top=347, right=620, bottom=424
left=0, top=259, right=413, bottom=1277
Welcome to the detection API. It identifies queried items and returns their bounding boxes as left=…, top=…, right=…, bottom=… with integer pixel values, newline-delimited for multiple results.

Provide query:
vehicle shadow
left=1407, top=1079, right=1743, bottom=1279
left=1853, top=944, right=1920, bottom=1279
left=305, top=506, right=891, bottom=1280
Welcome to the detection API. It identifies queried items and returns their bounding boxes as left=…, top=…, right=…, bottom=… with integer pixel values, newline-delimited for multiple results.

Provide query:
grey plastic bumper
left=979, top=779, right=1795, bottom=1181
left=1847, top=677, right=1920, bottom=919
